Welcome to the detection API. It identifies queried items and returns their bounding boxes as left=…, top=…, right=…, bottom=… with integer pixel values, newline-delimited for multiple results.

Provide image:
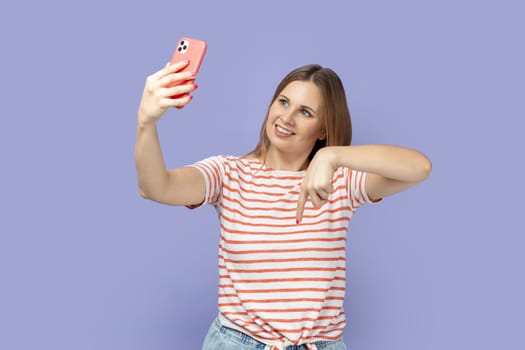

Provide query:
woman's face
left=265, top=80, right=326, bottom=160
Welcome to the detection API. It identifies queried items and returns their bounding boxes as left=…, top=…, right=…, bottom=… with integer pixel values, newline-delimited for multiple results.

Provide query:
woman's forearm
left=134, top=120, right=169, bottom=200
left=326, top=145, right=432, bottom=182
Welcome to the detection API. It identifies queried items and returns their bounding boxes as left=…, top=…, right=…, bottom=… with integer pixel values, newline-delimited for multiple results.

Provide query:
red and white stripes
left=189, top=155, right=375, bottom=347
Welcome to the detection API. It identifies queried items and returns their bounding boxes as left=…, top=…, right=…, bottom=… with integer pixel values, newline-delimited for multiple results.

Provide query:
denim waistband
left=212, top=316, right=341, bottom=350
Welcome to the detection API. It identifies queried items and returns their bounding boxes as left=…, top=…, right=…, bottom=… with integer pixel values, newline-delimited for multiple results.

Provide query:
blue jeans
left=202, top=316, right=347, bottom=350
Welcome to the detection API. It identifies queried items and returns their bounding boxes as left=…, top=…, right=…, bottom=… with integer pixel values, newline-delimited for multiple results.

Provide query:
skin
left=135, top=62, right=432, bottom=223
left=262, top=80, right=326, bottom=172
left=135, top=61, right=205, bottom=206
left=138, top=60, right=197, bottom=125
left=297, top=145, right=432, bottom=222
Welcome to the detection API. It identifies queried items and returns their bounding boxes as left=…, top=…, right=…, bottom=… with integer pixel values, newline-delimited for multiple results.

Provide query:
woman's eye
left=279, top=98, right=288, bottom=106
left=301, top=109, right=312, bottom=117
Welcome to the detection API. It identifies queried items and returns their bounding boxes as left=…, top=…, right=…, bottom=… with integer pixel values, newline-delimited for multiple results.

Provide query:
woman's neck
left=263, top=147, right=309, bottom=171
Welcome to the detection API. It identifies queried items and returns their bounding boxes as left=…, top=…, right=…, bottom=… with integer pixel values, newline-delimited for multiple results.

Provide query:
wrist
left=319, top=146, right=339, bottom=169
left=137, top=113, right=157, bottom=130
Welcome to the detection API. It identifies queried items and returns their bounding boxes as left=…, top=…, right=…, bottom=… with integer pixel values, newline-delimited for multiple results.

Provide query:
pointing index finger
left=296, top=187, right=308, bottom=224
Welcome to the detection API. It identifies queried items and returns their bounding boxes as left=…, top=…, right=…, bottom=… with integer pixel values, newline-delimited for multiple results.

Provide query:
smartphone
left=168, top=37, right=207, bottom=103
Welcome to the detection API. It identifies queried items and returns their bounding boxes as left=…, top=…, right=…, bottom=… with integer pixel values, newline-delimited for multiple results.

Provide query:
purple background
left=1, top=1, right=524, bottom=349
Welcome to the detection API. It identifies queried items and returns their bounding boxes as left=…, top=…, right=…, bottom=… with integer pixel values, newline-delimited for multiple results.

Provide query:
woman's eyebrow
left=279, top=94, right=317, bottom=114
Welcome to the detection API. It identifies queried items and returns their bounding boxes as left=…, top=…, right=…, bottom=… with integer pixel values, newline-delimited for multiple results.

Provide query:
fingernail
left=190, top=71, right=196, bottom=77
left=193, top=83, right=199, bottom=89
left=189, top=95, right=193, bottom=100
left=296, top=219, right=300, bottom=224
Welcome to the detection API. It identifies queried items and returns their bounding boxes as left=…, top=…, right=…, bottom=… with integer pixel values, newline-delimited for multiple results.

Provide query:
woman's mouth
left=275, top=124, right=295, bottom=137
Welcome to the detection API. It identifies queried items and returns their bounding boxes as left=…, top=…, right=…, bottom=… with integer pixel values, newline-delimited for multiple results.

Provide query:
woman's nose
left=280, top=110, right=295, bottom=126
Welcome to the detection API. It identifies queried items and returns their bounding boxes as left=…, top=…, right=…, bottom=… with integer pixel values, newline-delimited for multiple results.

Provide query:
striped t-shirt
left=189, top=155, right=378, bottom=348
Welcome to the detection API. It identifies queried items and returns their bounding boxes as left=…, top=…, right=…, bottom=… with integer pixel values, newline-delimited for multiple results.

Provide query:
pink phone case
left=168, top=37, right=207, bottom=103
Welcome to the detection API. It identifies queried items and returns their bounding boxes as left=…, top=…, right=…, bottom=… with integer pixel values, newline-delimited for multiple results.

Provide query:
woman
left=135, top=62, right=431, bottom=350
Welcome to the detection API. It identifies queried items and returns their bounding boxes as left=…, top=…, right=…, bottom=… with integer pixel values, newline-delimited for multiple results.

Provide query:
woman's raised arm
left=135, top=62, right=204, bottom=206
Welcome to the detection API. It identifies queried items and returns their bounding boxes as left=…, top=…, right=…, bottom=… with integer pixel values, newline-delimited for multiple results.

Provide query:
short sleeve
left=185, top=155, right=226, bottom=209
left=347, top=168, right=383, bottom=210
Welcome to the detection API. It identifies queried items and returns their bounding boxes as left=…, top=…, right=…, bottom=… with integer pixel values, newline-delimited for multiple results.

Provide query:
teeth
left=276, top=125, right=294, bottom=135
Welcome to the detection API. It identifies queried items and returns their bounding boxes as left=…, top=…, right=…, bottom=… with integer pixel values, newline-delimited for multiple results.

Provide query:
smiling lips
left=275, top=124, right=295, bottom=137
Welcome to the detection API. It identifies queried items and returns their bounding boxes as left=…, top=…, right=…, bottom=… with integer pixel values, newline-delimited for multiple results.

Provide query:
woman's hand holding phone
left=137, top=61, right=197, bottom=127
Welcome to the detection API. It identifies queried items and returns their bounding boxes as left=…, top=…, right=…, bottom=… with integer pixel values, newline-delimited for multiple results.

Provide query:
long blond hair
left=248, top=64, right=352, bottom=163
